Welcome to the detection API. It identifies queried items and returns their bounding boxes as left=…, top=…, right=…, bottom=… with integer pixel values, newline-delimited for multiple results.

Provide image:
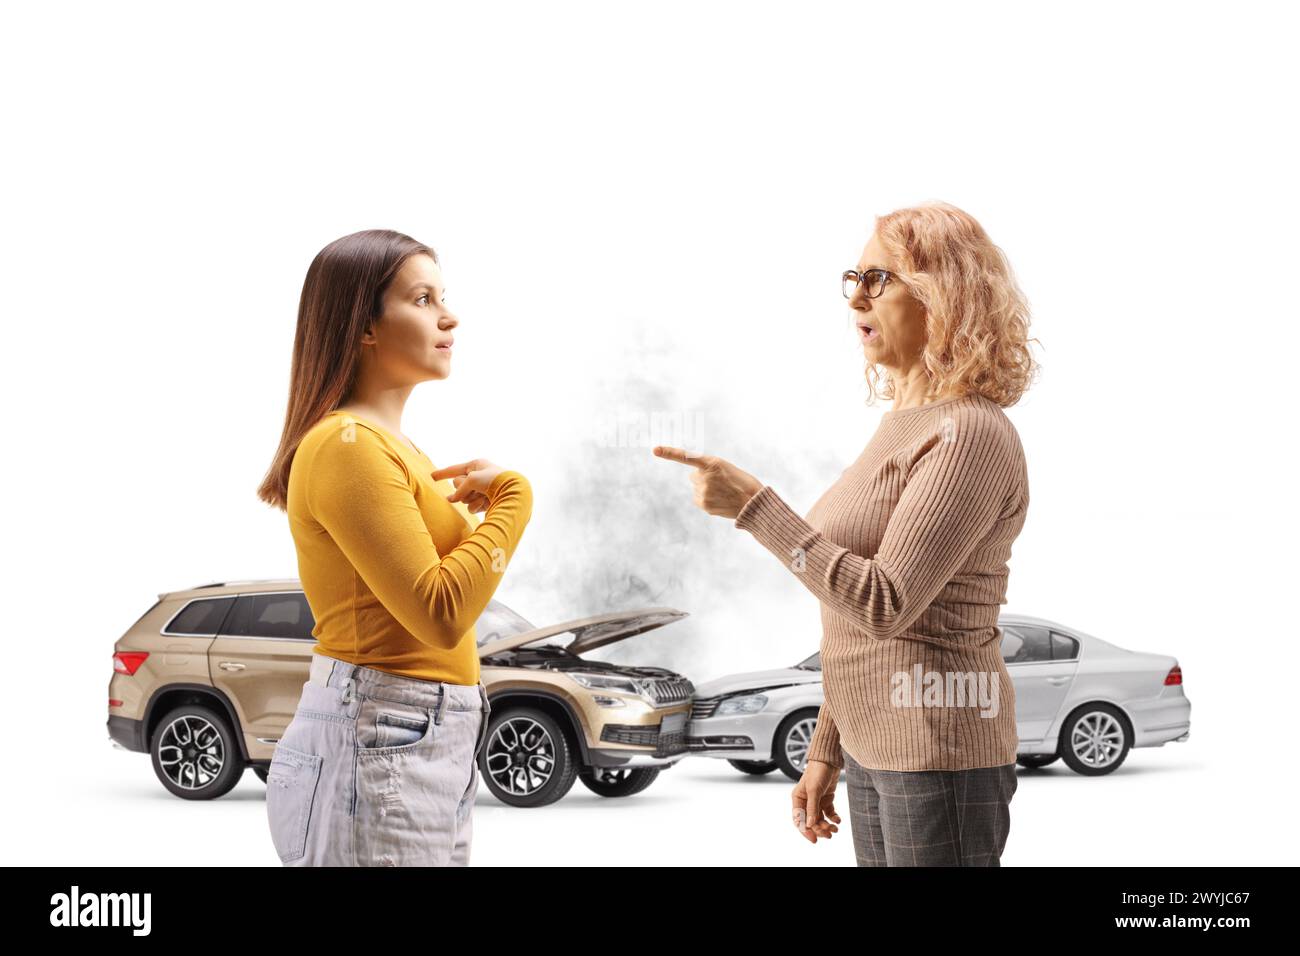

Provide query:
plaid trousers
left=841, top=749, right=1018, bottom=866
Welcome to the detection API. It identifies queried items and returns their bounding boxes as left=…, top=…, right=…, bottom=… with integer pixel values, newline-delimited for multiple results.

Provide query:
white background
left=3, top=0, right=1297, bottom=865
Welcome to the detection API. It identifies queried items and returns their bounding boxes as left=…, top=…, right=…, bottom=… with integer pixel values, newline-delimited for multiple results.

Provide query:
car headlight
left=567, top=672, right=645, bottom=698
left=715, top=694, right=768, bottom=716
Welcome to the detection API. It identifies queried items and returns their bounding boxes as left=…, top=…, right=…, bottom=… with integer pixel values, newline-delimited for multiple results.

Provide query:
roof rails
left=191, top=577, right=301, bottom=590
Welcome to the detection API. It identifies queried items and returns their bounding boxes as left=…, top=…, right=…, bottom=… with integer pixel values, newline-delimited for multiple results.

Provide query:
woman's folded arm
left=734, top=408, right=1021, bottom=641
left=306, top=426, right=533, bottom=650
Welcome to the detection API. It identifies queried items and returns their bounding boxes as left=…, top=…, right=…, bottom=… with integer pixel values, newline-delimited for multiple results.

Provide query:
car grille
left=645, top=677, right=693, bottom=706
left=600, top=724, right=687, bottom=757
left=655, top=730, right=686, bottom=756
left=691, top=695, right=723, bottom=719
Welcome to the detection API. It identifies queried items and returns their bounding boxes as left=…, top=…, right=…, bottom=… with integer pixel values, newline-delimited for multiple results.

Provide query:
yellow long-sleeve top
left=286, top=409, right=533, bottom=684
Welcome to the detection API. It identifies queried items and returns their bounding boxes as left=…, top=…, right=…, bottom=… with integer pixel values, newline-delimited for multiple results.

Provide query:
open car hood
left=477, top=607, right=689, bottom=657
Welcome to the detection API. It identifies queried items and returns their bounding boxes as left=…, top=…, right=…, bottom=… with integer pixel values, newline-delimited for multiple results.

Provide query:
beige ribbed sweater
left=734, top=392, right=1029, bottom=772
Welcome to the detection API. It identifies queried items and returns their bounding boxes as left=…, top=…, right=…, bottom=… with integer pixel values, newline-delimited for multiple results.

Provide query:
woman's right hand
left=792, top=760, right=842, bottom=843
left=432, top=458, right=506, bottom=511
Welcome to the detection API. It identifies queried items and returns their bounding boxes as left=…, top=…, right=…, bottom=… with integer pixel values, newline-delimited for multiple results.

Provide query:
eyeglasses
left=842, top=268, right=893, bottom=300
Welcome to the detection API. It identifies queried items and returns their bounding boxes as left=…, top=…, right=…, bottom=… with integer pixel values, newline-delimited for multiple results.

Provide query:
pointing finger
left=653, top=445, right=708, bottom=467
left=430, top=460, right=475, bottom=480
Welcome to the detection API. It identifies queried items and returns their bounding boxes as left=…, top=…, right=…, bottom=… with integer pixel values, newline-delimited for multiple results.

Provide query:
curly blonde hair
left=864, top=200, right=1041, bottom=408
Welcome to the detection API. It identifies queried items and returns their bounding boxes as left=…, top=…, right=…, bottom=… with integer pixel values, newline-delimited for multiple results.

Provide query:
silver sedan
left=685, top=614, right=1191, bottom=778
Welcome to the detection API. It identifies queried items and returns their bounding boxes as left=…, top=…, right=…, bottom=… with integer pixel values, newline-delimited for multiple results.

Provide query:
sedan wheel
left=774, top=710, right=821, bottom=782
left=1016, top=754, right=1060, bottom=769
left=578, top=766, right=660, bottom=797
left=1060, top=704, right=1131, bottom=776
left=728, top=759, right=779, bottom=775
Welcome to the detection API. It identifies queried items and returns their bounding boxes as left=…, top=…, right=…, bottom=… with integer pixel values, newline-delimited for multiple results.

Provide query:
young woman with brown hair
left=257, top=229, right=533, bottom=866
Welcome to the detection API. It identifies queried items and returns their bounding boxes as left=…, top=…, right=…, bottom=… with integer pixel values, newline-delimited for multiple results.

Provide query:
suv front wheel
left=479, top=707, right=579, bottom=808
left=150, top=703, right=243, bottom=800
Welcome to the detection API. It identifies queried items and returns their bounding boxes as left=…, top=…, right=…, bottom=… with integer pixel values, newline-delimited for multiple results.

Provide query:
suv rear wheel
left=150, top=703, right=242, bottom=800
left=578, top=766, right=659, bottom=797
left=479, top=707, right=579, bottom=807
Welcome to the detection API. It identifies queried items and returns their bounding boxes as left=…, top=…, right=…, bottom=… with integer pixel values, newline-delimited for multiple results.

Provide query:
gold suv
left=108, top=578, right=695, bottom=807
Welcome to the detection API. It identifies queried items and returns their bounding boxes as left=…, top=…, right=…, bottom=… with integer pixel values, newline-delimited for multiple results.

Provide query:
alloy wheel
left=1070, top=711, right=1125, bottom=769
left=486, top=716, right=556, bottom=795
left=157, top=714, right=224, bottom=790
left=784, top=715, right=817, bottom=772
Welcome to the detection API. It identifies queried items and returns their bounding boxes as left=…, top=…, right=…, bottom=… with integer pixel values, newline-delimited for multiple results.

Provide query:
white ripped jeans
left=266, top=652, right=491, bottom=866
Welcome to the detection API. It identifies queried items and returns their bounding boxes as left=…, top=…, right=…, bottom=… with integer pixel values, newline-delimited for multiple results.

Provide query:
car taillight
left=114, top=651, right=149, bottom=675
left=1164, top=664, right=1182, bottom=686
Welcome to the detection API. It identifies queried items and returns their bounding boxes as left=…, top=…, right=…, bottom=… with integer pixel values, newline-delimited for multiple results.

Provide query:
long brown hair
left=256, top=229, right=438, bottom=512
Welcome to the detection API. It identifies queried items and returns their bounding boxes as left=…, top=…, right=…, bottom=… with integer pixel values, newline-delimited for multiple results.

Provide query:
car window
left=1050, top=630, right=1080, bottom=661
left=1001, top=625, right=1052, bottom=663
left=223, top=593, right=316, bottom=640
left=163, top=597, right=236, bottom=636
left=476, top=599, right=536, bottom=646
left=796, top=651, right=821, bottom=670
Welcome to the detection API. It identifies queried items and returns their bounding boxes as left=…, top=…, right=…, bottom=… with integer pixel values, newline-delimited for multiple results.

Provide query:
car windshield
left=475, top=600, right=537, bottom=647
left=795, top=651, right=821, bottom=670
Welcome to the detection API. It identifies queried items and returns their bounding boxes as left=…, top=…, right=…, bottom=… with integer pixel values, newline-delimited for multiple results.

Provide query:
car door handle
left=218, top=661, right=247, bottom=672
left=1046, top=676, right=1070, bottom=685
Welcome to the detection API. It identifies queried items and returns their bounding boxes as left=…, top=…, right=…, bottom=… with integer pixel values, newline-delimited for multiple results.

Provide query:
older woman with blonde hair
left=656, top=200, right=1038, bottom=866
